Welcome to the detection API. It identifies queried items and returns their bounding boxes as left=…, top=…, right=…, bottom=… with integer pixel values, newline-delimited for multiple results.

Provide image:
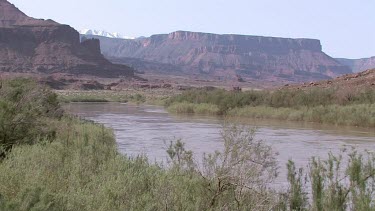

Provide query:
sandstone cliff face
left=88, top=31, right=351, bottom=81
left=336, top=57, right=375, bottom=73
left=0, top=0, right=133, bottom=77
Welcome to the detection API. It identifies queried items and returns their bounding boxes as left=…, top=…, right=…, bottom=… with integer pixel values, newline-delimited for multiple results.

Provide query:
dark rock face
left=0, top=0, right=133, bottom=77
left=89, top=31, right=351, bottom=82
left=336, top=57, right=375, bottom=73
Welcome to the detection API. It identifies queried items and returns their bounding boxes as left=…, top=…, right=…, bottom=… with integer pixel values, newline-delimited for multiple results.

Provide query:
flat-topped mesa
left=89, top=30, right=350, bottom=82
left=0, top=0, right=134, bottom=77
left=166, top=31, right=322, bottom=52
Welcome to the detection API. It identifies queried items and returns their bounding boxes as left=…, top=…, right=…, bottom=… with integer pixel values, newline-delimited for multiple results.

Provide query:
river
left=65, top=102, right=375, bottom=183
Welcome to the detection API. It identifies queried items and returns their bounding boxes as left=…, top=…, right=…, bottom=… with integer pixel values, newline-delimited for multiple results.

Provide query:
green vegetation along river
left=65, top=103, right=375, bottom=183
left=2, top=79, right=375, bottom=210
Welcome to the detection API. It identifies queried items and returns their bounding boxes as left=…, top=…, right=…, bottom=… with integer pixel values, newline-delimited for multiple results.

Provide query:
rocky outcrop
left=336, top=57, right=375, bottom=73
left=282, top=69, right=375, bottom=91
left=0, top=0, right=134, bottom=77
left=85, top=31, right=351, bottom=82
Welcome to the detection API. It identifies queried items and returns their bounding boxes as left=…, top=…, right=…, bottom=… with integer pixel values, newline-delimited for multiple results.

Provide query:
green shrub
left=166, top=88, right=375, bottom=114
left=167, top=102, right=220, bottom=115
left=0, top=78, right=62, bottom=157
left=228, top=104, right=375, bottom=127
left=285, top=150, right=375, bottom=211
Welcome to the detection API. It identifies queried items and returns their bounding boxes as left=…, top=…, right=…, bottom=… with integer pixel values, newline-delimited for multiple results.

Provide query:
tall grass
left=228, top=104, right=375, bottom=127
left=166, top=88, right=375, bottom=111
left=58, top=91, right=145, bottom=103
left=167, top=102, right=220, bottom=115
left=57, top=89, right=177, bottom=105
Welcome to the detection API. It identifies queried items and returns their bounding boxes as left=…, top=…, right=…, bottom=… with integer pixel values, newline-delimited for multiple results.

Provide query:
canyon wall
left=87, top=31, right=351, bottom=82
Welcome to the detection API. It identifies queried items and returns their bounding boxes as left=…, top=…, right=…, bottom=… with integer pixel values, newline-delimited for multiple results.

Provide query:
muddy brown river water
left=65, top=103, right=375, bottom=184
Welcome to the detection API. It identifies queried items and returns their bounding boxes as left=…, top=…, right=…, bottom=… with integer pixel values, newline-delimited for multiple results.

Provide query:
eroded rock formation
left=0, top=0, right=133, bottom=77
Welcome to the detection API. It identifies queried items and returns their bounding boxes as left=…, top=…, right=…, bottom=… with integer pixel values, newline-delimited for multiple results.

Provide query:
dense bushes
left=0, top=78, right=62, bottom=157
left=166, top=88, right=375, bottom=112
left=166, top=88, right=375, bottom=127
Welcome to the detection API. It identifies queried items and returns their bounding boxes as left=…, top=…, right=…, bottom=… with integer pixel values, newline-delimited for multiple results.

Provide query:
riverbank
left=167, top=102, right=375, bottom=127
left=56, top=89, right=178, bottom=105
left=57, top=87, right=375, bottom=127
left=165, top=88, right=375, bottom=127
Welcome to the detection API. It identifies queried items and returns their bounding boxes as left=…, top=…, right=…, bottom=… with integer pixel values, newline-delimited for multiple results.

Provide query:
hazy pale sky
left=8, top=0, right=375, bottom=59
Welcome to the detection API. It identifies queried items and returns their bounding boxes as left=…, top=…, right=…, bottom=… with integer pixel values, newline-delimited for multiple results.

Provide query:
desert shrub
left=166, top=124, right=280, bottom=210
left=285, top=160, right=308, bottom=210
left=284, top=149, right=375, bottom=211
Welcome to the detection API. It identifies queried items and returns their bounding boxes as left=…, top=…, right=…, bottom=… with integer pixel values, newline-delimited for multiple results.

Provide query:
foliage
left=0, top=78, right=62, bottom=157
left=57, top=89, right=176, bottom=105
left=166, top=88, right=375, bottom=127
left=227, top=104, right=375, bottom=127
left=167, top=88, right=375, bottom=113
left=285, top=160, right=308, bottom=210
left=284, top=149, right=375, bottom=211
left=167, top=102, right=220, bottom=115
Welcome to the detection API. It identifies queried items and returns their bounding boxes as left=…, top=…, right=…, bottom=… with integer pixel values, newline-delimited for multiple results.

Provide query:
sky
left=8, top=0, right=375, bottom=59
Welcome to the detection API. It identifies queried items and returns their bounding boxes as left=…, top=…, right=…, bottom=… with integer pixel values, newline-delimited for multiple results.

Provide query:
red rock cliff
left=0, top=0, right=133, bottom=77
left=92, top=30, right=351, bottom=82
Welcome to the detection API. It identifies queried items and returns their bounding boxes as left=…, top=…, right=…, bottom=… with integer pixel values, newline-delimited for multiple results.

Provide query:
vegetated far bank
left=56, top=89, right=175, bottom=105
left=1, top=78, right=375, bottom=210
left=165, top=87, right=375, bottom=127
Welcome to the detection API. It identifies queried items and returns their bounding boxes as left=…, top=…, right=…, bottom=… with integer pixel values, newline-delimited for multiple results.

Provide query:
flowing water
left=65, top=103, right=375, bottom=184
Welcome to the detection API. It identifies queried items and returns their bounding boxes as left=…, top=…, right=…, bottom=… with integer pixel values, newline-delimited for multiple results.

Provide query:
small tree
left=167, top=124, right=279, bottom=210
